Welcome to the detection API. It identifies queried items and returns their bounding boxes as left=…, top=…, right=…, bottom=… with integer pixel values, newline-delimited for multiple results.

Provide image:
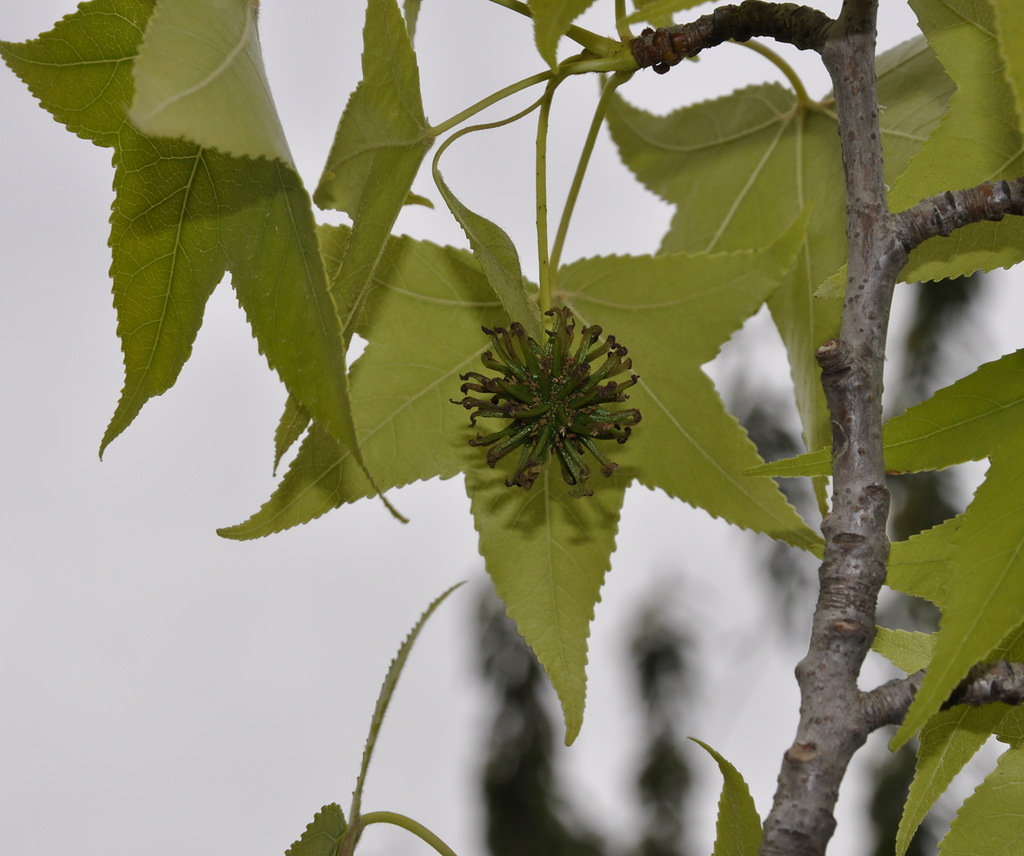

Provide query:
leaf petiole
left=359, top=811, right=460, bottom=856
left=733, top=39, right=812, bottom=106
left=550, top=71, right=633, bottom=274
left=614, top=0, right=632, bottom=42
left=428, top=70, right=555, bottom=136
left=536, top=79, right=561, bottom=317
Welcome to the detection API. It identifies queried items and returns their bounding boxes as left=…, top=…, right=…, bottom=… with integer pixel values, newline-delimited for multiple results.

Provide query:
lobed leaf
left=529, top=0, right=598, bottom=67
left=433, top=161, right=544, bottom=341
left=607, top=35, right=951, bottom=460
left=284, top=804, right=348, bottom=856
left=691, top=739, right=762, bottom=856
left=893, top=0, right=1024, bottom=282
left=991, top=0, right=1024, bottom=138
left=1, top=0, right=361, bottom=463
left=938, top=735, right=1024, bottom=856
left=129, top=0, right=293, bottom=164
left=898, top=706, right=1010, bottom=856
left=224, top=222, right=820, bottom=737
left=314, top=0, right=433, bottom=334
left=561, top=217, right=821, bottom=553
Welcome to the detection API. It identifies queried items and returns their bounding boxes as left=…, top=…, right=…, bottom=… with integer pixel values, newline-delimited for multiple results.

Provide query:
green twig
left=536, top=80, right=560, bottom=317
left=429, top=70, right=555, bottom=136
left=360, top=811, right=460, bottom=856
left=615, top=0, right=632, bottom=41
left=549, top=71, right=633, bottom=274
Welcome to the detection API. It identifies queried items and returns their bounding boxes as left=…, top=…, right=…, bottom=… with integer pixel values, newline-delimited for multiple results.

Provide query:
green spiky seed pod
left=452, top=307, right=641, bottom=497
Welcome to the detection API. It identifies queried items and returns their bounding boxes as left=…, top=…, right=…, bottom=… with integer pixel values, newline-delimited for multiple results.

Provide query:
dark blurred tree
left=476, top=589, right=609, bottom=856
left=475, top=585, right=695, bottom=856
left=628, top=599, right=694, bottom=856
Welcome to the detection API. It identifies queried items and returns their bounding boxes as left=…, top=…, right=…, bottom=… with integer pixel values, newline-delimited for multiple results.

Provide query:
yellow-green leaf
left=285, top=804, right=347, bottom=856
left=893, top=0, right=1024, bottom=282
left=314, top=0, right=433, bottom=335
left=224, top=223, right=821, bottom=737
left=938, top=737, right=1024, bottom=856
left=691, top=739, right=762, bottom=856
left=129, top=0, right=293, bottom=164
left=529, top=0, right=598, bottom=67
left=898, top=705, right=1009, bottom=856
left=992, top=0, right=1024, bottom=138
left=607, top=35, right=951, bottom=461
left=1, top=0, right=361, bottom=461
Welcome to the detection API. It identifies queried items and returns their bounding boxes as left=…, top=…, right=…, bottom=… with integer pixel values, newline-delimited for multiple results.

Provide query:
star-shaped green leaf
left=222, top=220, right=820, bottom=740
left=1, top=0, right=361, bottom=462
left=606, top=35, right=953, bottom=462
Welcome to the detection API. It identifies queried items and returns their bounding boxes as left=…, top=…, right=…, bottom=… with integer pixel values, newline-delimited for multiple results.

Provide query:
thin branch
left=865, top=661, right=1024, bottom=731
left=630, top=0, right=833, bottom=74
left=895, top=178, right=1024, bottom=253
left=760, top=1, right=908, bottom=853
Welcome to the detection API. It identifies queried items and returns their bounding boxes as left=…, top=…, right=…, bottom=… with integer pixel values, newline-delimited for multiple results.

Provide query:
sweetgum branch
left=895, top=178, right=1024, bottom=252
left=631, top=0, right=832, bottom=73
left=864, top=660, right=1024, bottom=731
left=631, top=2, right=1024, bottom=853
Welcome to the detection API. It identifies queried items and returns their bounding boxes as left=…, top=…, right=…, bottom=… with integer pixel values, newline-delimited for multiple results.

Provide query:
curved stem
left=429, top=70, right=554, bottom=137
left=549, top=71, right=633, bottom=274
left=432, top=90, right=549, bottom=167
left=359, top=811, right=460, bottom=856
left=614, top=0, right=632, bottom=42
left=536, top=80, right=560, bottom=317
left=732, top=38, right=812, bottom=105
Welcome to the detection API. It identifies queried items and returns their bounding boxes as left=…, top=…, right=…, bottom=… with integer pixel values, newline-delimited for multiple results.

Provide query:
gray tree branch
left=895, top=178, right=1024, bottom=253
left=632, top=3, right=1024, bottom=854
left=630, top=0, right=832, bottom=73
left=864, top=661, right=1024, bottom=731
